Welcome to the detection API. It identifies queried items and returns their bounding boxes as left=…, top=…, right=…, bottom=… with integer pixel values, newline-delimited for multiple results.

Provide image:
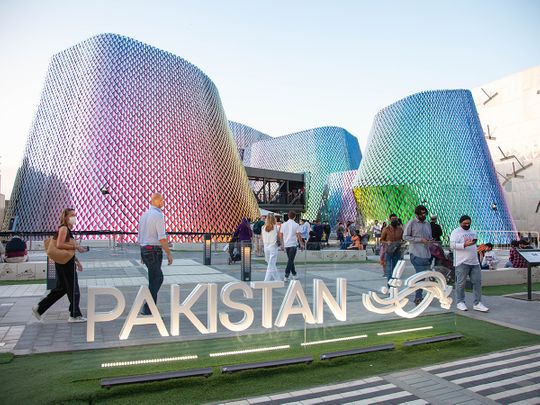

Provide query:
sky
left=0, top=0, right=539, bottom=198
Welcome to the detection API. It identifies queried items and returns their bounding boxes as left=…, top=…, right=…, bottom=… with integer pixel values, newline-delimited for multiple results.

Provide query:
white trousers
left=264, top=244, right=281, bottom=281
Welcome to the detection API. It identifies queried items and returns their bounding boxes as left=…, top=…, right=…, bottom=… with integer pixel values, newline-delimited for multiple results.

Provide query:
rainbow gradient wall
left=4, top=34, right=259, bottom=238
left=241, top=127, right=361, bottom=220
left=321, top=170, right=359, bottom=226
left=353, top=90, right=515, bottom=242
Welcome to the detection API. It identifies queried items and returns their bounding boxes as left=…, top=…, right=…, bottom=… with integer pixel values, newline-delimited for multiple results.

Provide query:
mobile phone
left=471, top=239, right=478, bottom=243
left=84, top=246, right=90, bottom=252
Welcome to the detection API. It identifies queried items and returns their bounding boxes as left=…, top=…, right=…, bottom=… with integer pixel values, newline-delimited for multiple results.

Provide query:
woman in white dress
left=262, top=214, right=281, bottom=281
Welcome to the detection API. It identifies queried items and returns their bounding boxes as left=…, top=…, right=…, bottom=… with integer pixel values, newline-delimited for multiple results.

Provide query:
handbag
left=44, top=237, right=75, bottom=264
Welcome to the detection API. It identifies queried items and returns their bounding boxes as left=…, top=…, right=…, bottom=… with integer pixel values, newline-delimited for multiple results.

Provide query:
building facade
left=240, top=126, right=362, bottom=221
left=471, top=65, right=540, bottom=234
left=353, top=89, right=515, bottom=242
left=3, top=34, right=259, bottom=238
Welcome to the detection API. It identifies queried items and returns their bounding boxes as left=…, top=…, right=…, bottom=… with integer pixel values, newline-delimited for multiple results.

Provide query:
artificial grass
left=479, top=282, right=540, bottom=296
left=1, top=314, right=539, bottom=404
left=0, top=279, right=44, bottom=286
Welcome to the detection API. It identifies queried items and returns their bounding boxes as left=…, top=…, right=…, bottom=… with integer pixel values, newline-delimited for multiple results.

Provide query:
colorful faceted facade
left=353, top=90, right=515, bottom=241
left=321, top=170, right=359, bottom=226
left=228, top=121, right=271, bottom=160
left=241, top=127, right=361, bottom=220
left=4, top=34, right=259, bottom=238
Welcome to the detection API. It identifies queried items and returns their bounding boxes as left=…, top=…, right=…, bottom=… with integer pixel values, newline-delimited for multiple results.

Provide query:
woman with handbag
left=32, top=208, right=88, bottom=322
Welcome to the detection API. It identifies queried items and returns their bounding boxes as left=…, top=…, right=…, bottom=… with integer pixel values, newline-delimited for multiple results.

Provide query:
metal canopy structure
left=244, top=166, right=305, bottom=213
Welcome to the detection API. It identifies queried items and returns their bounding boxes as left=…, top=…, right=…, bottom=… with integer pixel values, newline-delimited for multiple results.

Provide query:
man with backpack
left=252, top=216, right=266, bottom=257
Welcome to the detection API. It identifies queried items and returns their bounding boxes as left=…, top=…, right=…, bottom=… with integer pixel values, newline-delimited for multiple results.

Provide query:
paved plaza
left=0, top=246, right=539, bottom=404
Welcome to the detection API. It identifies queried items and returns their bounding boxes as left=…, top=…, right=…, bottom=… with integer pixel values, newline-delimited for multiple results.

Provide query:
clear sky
left=0, top=0, right=539, bottom=198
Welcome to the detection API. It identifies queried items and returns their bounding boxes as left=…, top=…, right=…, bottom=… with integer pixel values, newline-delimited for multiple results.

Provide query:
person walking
left=229, top=218, right=253, bottom=264
left=279, top=211, right=304, bottom=281
left=381, top=213, right=404, bottom=280
left=336, top=221, right=346, bottom=243
left=252, top=216, right=265, bottom=257
left=450, top=215, right=489, bottom=312
left=403, top=205, right=433, bottom=305
left=371, top=220, right=382, bottom=248
left=32, top=208, right=88, bottom=322
left=138, top=193, right=173, bottom=315
left=299, top=219, right=310, bottom=245
left=262, top=214, right=281, bottom=281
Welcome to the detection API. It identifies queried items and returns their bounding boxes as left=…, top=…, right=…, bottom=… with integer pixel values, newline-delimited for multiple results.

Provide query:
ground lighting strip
left=209, top=345, right=290, bottom=357
left=100, top=326, right=434, bottom=367
left=300, top=334, right=368, bottom=346
left=376, top=326, right=433, bottom=336
left=101, top=355, right=198, bottom=368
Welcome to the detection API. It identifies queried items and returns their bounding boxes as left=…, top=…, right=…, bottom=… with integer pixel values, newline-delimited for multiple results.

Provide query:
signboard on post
left=517, top=249, right=540, bottom=301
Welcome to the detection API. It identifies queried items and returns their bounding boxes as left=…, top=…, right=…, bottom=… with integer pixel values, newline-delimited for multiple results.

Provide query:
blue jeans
left=285, top=247, right=297, bottom=277
left=141, top=246, right=164, bottom=314
left=410, top=254, right=431, bottom=300
left=455, top=263, right=482, bottom=305
left=385, top=251, right=402, bottom=280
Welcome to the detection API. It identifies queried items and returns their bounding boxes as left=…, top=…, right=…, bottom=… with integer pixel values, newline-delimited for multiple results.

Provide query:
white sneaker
left=32, top=306, right=42, bottom=321
left=292, top=275, right=298, bottom=280
left=68, top=316, right=87, bottom=323
left=284, top=276, right=289, bottom=282
left=473, top=302, right=489, bottom=312
left=456, top=302, right=468, bottom=311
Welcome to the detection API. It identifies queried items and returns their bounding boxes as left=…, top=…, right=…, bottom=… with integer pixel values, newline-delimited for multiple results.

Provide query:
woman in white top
left=262, top=214, right=280, bottom=281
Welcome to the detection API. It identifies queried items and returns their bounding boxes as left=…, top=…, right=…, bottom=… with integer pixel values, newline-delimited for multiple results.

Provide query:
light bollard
left=203, top=233, right=212, bottom=265
left=241, top=241, right=252, bottom=281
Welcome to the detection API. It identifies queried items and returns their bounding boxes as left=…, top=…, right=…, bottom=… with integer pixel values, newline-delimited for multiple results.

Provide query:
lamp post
left=203, top=233, right=211, bottom=265
left=100, top=184, right=131, bottom=248
left=241, top=241, right=252, bottom=281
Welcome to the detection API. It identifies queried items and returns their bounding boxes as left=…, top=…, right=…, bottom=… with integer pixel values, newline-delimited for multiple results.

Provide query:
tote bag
left=44, top=237, right=75, bottom=265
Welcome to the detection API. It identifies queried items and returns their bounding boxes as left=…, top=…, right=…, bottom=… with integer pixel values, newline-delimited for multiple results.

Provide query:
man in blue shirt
left=138, top=193, right=173, bottom=315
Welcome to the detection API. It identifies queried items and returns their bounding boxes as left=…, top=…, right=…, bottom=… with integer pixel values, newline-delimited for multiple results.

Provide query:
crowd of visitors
left=19, top=195, right=536, bottom=325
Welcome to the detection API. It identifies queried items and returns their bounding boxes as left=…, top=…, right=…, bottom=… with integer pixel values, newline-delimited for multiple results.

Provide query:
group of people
left=29, top=193, right=534, bottom=324
left=231, top=211, right=306, bottom=281
left=378, top=205, right=489, bottom=312
left=32, top=193, right=173, bottom=323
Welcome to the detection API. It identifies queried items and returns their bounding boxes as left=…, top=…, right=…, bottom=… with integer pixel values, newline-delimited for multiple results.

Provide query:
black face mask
left=461, top=224, right=470, bottom=230
left=391, top=220, right=399, bottom=227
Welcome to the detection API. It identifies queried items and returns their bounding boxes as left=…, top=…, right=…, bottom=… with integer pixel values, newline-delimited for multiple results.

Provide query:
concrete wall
left=472, top=65, right=540, bottom=233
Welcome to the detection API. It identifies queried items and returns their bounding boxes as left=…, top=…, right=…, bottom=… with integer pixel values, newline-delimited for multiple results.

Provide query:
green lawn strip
left=1, top=314, right=539, bottom=404
left=0, top=279, right=44, bottom=286
left=475, top=282, right=540, bottom=296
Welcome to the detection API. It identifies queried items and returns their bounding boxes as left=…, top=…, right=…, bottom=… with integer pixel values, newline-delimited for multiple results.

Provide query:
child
left=481, top=243, right=498, bottom=270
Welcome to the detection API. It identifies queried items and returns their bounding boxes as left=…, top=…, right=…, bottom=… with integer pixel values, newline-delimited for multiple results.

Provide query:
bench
left=101, top=367, right=213, bottom=388
left=481, top=267, right=540, bottom=286
left=0, top=261, right=47, bottom=280
left=220, top=356, right=313, bottom=373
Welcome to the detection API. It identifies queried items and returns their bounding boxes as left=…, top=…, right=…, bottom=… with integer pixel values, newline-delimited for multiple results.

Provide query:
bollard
left=203, top=233, right=212, bottom=265
left=241, top=241, right=252, bottom=281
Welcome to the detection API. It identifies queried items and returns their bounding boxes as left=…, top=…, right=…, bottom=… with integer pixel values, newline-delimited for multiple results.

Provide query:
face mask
left=69, top=216, right=77, bottom=226
left=391, top=220, right=399, bottom=227
left=461, top=224, right=470, bottom=230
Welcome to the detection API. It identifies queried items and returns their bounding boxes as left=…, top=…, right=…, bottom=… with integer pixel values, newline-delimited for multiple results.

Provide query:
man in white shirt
left=279, top=211, right=304, bottom=281
left=138, top=193, right=173, bottom=315
left=449, top=215, right=489, bottom=312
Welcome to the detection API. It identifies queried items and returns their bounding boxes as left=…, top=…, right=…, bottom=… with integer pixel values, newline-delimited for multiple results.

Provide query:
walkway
left=221, top=344, right=540, bottom=404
